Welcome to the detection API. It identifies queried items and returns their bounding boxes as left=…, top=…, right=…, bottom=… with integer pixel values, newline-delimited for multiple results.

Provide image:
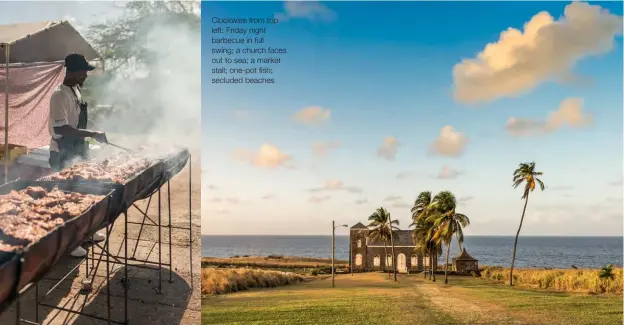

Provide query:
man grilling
left=48, top=53, right=108, bottom=257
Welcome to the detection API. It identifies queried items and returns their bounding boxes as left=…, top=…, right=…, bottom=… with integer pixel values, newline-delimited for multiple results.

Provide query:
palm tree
left=510, top=162, right=545, bottom=286
left=412, top=213, right=441, bottom=281
left=368, top=207, right=399, bottom=278
left=411, top=191, right=433, bottom=278
left=428, top=191, right=470, bottom=284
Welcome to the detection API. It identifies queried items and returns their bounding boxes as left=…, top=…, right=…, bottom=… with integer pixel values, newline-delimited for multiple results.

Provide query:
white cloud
left=392, top=201, right=411, bottom=209
left=377, top=136, right=399, bottom=161
left=261, top=194, right=276, bottom=200
left=453, top=2, right=623, bottom=104
left=396, top=172, right=410, bottom=180
left=276, top=1, right=336, bottom=22
left=457, top=196, right=473, bottom=204
left=506, top=98, right=592, bottom=136
left=312, top=141, right=340, bottom=157
left=384, top=196, right=402, bottom=202
left=309, top=195, right=331, bottom=203
left=308, top=180, right=362, bottom=193
left=437, top=166, right=462, bottom=179
left=429, top=126, right=468, bottom=157
left=355, top=198, right=368, bottom=205
left=233, top=144, right=292, bottom=168
left=292, top=106, right=331, bottom=125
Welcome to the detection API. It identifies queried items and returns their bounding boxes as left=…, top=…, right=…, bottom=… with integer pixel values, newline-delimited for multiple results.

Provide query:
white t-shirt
left=48, top=84, right=82, bottom=152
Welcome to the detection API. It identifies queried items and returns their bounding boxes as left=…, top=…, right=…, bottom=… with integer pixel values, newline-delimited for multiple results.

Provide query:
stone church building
left=350, top=222, right=438, bottom=273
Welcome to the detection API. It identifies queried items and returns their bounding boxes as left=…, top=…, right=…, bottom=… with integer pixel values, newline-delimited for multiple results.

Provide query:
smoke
left=87, top=4, right=201, bottom=159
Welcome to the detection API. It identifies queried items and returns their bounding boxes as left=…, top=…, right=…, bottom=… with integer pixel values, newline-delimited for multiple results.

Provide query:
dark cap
left=64, top=53, right=96, bottom=72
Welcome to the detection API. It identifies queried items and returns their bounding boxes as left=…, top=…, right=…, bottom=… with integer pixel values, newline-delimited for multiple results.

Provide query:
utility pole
left=388, top=213, right=397, bottom=282
left=332, top=220, right=335, bottom=288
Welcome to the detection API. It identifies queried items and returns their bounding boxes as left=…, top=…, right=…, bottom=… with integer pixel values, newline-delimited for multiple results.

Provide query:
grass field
left=201, top=272, right=623, bottom=325
left=201, top=256, right=349, bottom=269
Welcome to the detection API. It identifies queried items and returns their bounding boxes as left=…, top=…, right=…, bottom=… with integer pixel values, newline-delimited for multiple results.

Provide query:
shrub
left=201, top=268, right=307, bottom=295
left=479, top=266, right=623, bottom=294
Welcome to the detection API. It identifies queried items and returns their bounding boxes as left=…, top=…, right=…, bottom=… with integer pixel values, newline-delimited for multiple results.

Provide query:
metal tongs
left=106, top=142, right=133, bottom=152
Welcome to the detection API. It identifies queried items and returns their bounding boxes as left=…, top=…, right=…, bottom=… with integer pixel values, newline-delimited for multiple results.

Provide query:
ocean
left=202, top=235, right=623, bottom=269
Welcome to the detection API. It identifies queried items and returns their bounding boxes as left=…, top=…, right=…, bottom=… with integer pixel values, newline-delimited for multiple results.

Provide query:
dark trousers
left=49, top=150, right=86, bottom=172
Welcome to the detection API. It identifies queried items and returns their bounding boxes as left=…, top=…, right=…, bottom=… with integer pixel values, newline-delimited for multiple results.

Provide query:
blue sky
left=202, top=1, right=623, bottom=236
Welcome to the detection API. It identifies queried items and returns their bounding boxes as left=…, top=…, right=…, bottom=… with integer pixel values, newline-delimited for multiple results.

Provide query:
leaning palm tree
left=368, top=207, right=399, bottom=278
left=510, top=162, right=545, bottom=286
left=428, top=191, right=470, bottom=284
left=410, top=191, right=432, bottom=225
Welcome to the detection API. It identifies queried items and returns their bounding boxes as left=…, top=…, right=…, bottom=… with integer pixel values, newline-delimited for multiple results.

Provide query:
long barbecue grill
left=0, top=146, right=192, bottom=324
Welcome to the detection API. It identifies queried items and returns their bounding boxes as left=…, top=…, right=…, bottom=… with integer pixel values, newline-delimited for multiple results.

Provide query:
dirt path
left=406, top=276, right=552, bottom=325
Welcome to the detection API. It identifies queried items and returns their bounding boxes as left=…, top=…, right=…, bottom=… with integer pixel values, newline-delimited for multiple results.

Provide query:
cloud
left=608, top=178, right=623, bottom=187
left=396, top=172, right=410, bottom=180
left=207, top=185, right=219, bottom=191
left=548, top=185, right=574, bottom=191
left=436, top=166, right=462, bottom=179
left=208, top=197, right=241, bottom=205
left=392, top=201, right=411, bottom=209
left=384, top=196, right=402, bottom=202
left=261, top=194, right=276, bottom=200
left=292, top=106, right=331, bottom=125
left=307, top=180, right=362, bottom=193
left=309, top=195, right=331, bottom=203
left=312, top=141, right=340, bottom=157
left=429, top=126, right=468, bottom=157
left=452, top=2, right=623, bottom=104
left=355, top=198, right=368, bottom=205
left=210, top=209, right=230, bottom=215
left=506, top=98, right=592, bottom=136
left=276, top=1, right=336, bottom=22
left=457, top=196, right=474, bottom=204
left=233, top=144, right=292, bottom=168
left=234, top=110, right=251, bottom=120
left=377, top=136, right=399, bottom=161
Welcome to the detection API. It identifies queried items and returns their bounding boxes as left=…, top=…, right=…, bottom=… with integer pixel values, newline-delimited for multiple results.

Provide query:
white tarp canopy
left=0, top=20, right=100, bottom=63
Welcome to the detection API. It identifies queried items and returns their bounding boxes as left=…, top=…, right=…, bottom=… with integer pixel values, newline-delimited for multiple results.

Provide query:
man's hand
left=91, top=131, right=108, bottom=144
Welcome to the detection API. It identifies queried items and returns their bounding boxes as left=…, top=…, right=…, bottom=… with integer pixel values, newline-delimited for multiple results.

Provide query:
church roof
left=368, top=230, right=414, bottom=246
left=454, top=248, right=477, bottom=261
left=351, top=222, right=367, bottom=229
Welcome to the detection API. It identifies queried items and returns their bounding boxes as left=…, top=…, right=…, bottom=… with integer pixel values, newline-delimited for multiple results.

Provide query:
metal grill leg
left=106, top=224, right=111, bottom=325
left=168, top=180, right=173, bottom=283
left=124, top=211, right=128, bottom=325
left=189, top=153, right=193, bottom=290
left=157, top=188, right=162, bottom=293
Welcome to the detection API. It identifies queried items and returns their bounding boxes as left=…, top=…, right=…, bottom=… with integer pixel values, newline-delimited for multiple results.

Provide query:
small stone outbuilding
left=452, top=248, right=478, bottom=273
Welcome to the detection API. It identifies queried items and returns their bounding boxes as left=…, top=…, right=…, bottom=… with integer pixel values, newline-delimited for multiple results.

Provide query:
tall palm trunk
left=456, top=233, right=462, bottom=251
left=428, top=255, right=432, bottom=280
left=510, top=194, right=530, bottom=286
left=423, top=251, right=427, bottom=278
left=389, top=230, right=397, bottom=282
left=384, top=242, right=389, bottom=277
left=431, top=255, right=436, bottom=282
left=444, top=240, right=451, bottom=284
